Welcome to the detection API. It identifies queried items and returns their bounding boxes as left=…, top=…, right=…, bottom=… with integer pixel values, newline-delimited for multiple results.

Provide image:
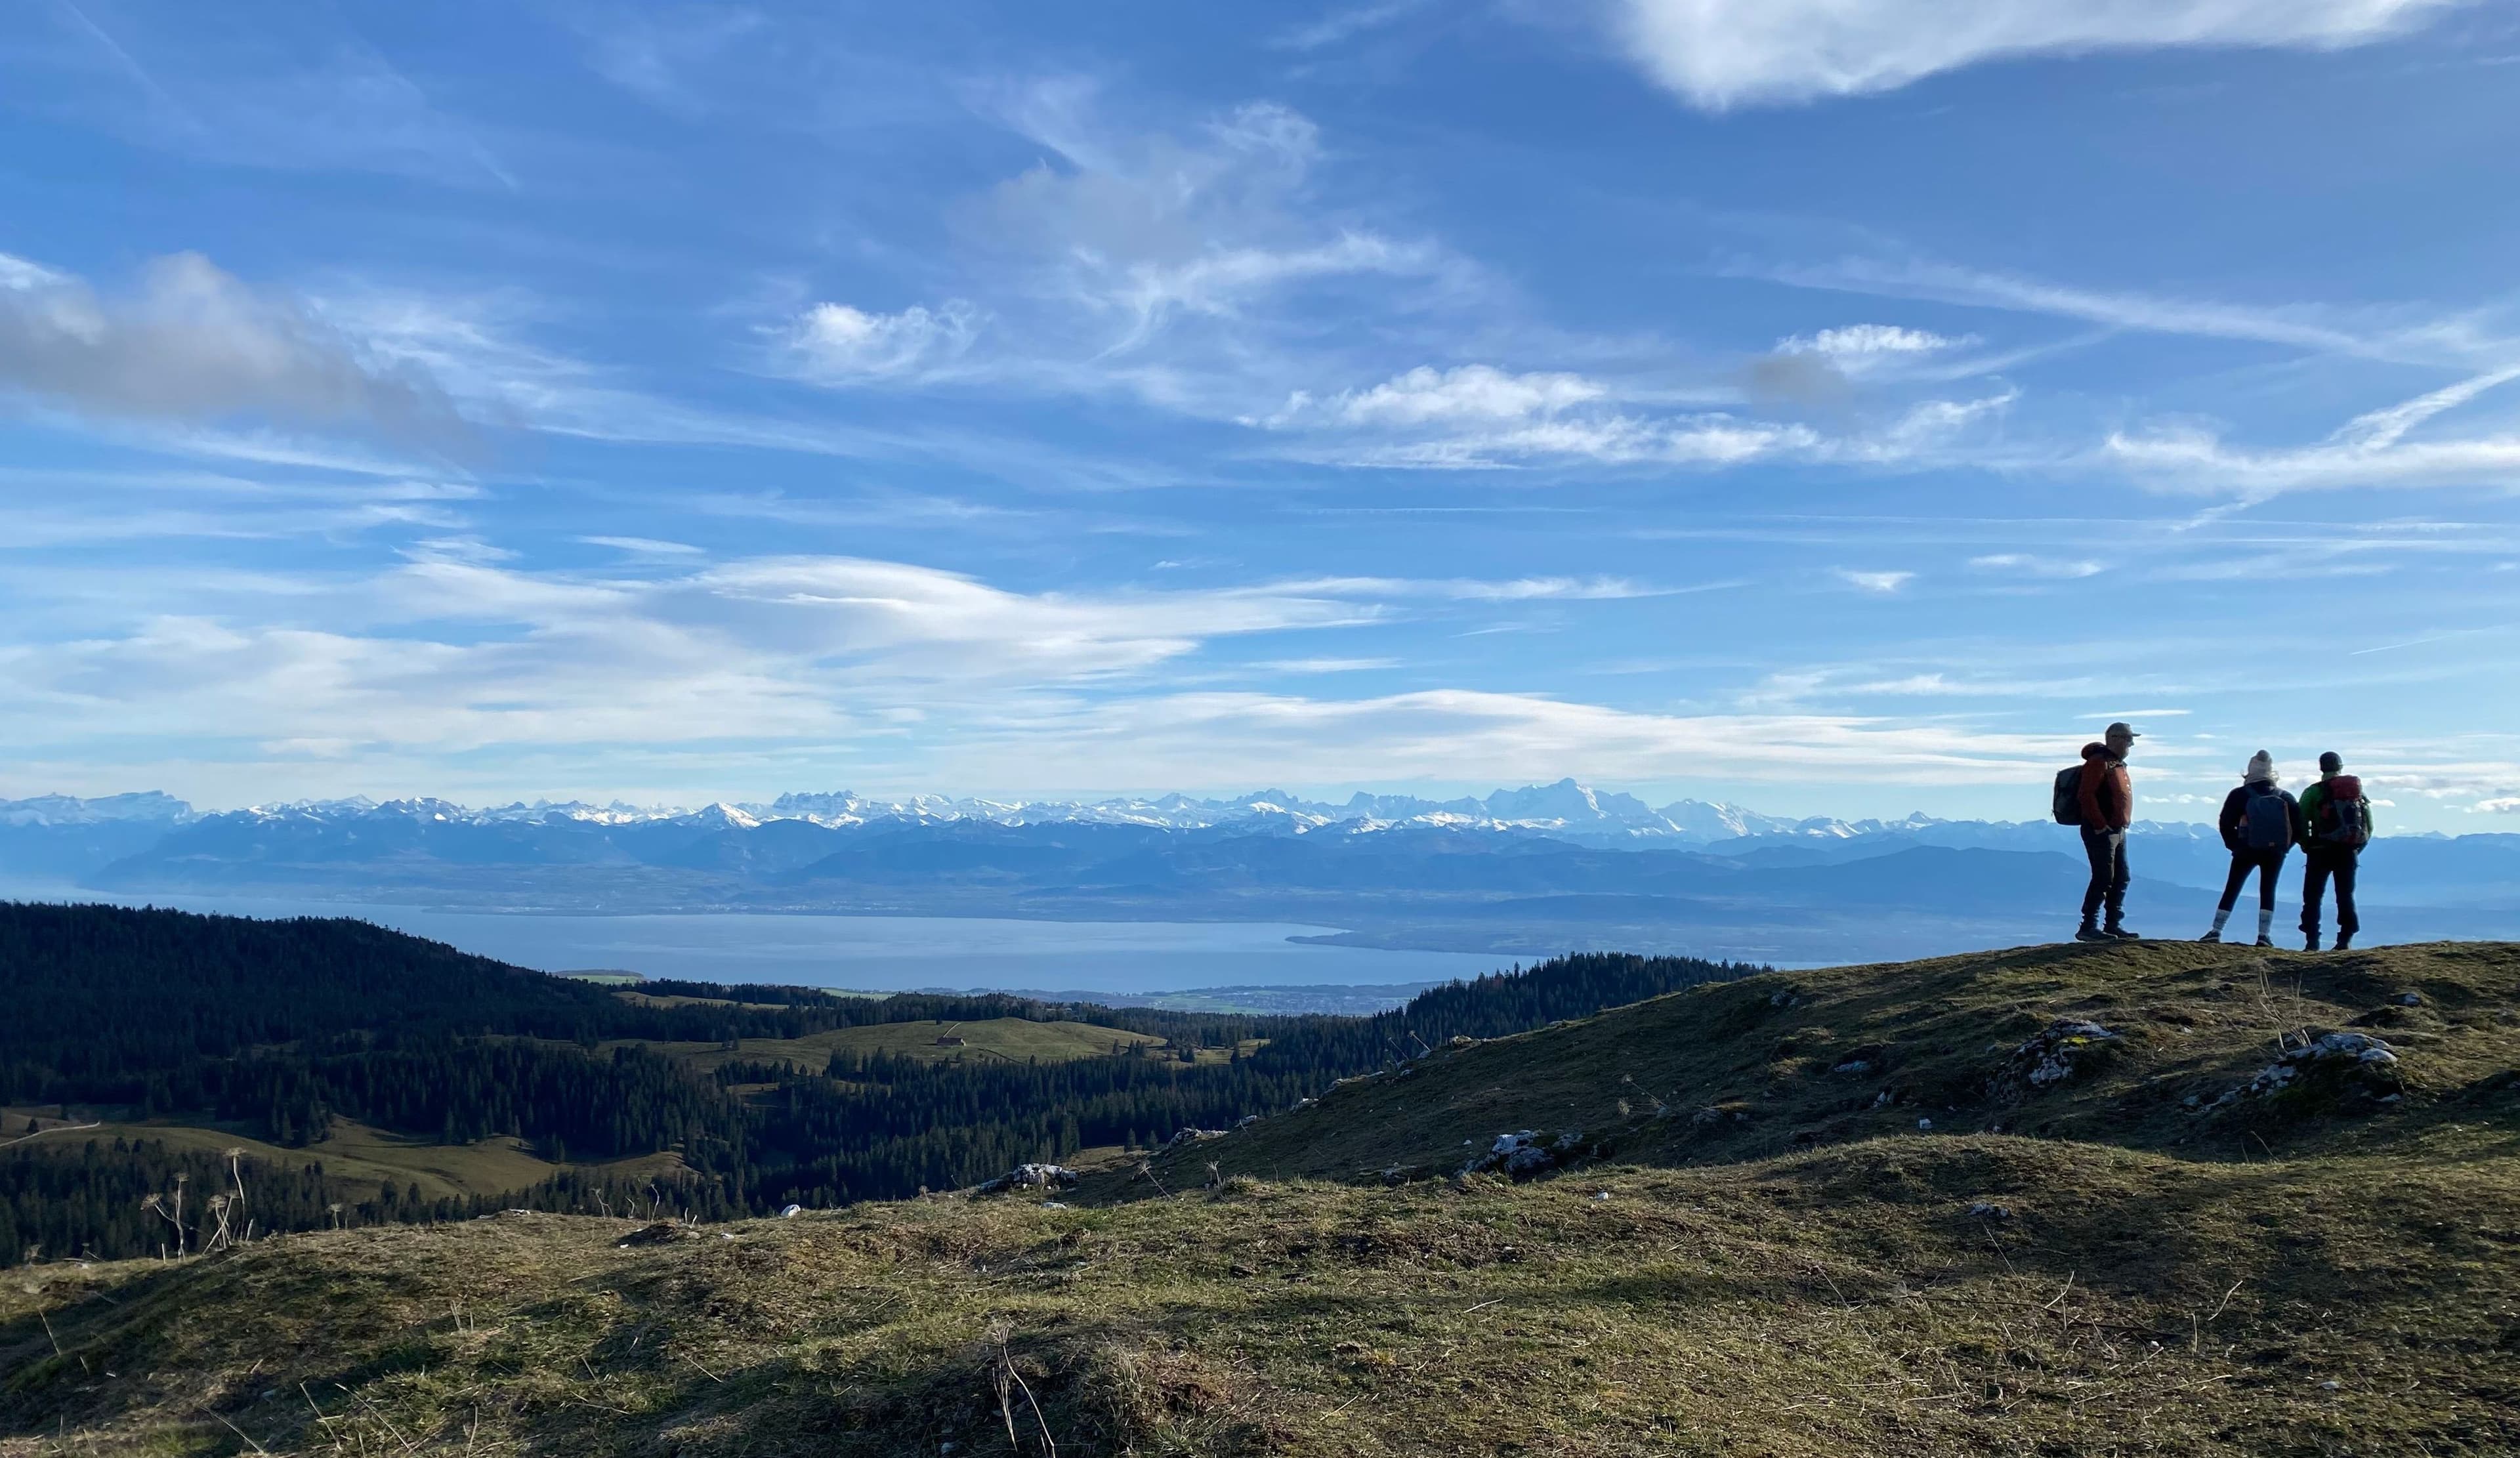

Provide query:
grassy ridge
left=1146, top=940, right=2520, bottom=1191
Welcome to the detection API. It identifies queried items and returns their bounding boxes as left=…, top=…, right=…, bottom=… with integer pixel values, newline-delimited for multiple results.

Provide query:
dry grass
left=7, top=1137, right=2518, bottom=1456
left=7, top=939, right=2517, bottom=1455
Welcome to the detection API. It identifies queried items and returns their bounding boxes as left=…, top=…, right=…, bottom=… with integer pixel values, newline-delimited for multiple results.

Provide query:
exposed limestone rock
left=1458, top=1129, right=1588, bottom=1180
left=1999, top=1019, right=2121, bottom=1097
left=2206, top=1031, right=2403, bottom=1114
left=975, top=1163, right=1078, bottom=1196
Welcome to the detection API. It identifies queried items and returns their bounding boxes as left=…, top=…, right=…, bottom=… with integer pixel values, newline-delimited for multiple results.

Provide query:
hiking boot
left=2196, top=930, right=2221, bottom=944
left=2104, top=925, right=2141, bottom=940
left=2304, top=933, right=2322, bottom=952
left=2334, top=934, right=2353, bottom=951
left=2254, top=936, right=2275, bottom=948
left=2074, top=924, right=2112, bottom=943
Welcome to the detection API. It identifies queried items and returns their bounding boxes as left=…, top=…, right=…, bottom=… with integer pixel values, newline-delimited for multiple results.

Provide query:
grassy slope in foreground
left=6, top=940, right=2519, bottom=1457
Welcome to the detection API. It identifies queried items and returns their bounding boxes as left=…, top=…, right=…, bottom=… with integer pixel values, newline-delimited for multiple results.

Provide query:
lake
left=2, top=884, right=1509, bottom=996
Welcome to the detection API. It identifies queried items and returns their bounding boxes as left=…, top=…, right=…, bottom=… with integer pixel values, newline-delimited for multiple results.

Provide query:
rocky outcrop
left=1459, top=1130, right=1588, bottom=1180
left=1997, top=1019, right=2120, bottom=1098
left=975, top=1163, right=1078, bottom=1196
left=2203, top=1031, right=2403, bottom=1115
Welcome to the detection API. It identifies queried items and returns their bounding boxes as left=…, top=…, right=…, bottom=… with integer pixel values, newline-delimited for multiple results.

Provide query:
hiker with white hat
left=2200, top=750, right=2300, bottom=947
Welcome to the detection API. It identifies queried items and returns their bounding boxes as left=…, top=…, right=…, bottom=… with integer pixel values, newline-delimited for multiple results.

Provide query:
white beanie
left=2244, top=750, right=2277, bottom=785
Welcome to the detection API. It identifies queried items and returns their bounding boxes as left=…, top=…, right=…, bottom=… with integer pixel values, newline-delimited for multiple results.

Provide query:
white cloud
left=1252, top=657, right=1402, bottom=673
left=1971, top=552, right=2105, bottom=578
left=0, top=554, right=1396, bottom=763
left=579, top=536, right=704, bottom=557
left=1776, top=323, right=1973, bottom=359
left=1265, top=362, right=2016, bottom=471
left=1606, top=0, right=2467, bottom=110
left=2106, top=367, right=2520, bottom=493
left=0, top=547, right=2109, bottom=799
left=788, top=301, right=982, bottom=380
left=9, top=556, right=1699, bottom=760
left=1320, top=364, right=1608, bottom=427
left=1338, top=415, right=1820, bottom=470
left=1270, top=575, right=1660, bottom=601
left=0, top=251, right=459, bottom=441
left=1836, top=568, right=1916, bottom=593
left=2477, top=797, right=2520, bottom=813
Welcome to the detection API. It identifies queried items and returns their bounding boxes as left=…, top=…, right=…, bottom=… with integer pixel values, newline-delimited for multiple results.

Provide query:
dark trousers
left=2080, top=827, right=2128, bottom=925
left=2301, top=848, right=2360, bottom=937
left=2217, top=848, right=2286, bottom=913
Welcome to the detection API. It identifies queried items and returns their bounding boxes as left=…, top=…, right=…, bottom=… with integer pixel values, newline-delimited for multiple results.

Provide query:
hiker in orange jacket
left=2074, top=720, right=2139, bottom=942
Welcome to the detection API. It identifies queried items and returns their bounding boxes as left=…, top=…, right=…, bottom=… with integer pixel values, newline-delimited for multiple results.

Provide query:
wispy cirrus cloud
left=768, top=85, right=1470, bottom=417
left=1599, top=0, right=2469, bottom=110
left=566, top=3, right=767, bottom=115
left=1755, top=254, right=2510, bottom=367
left=2107, top=366, right=2520, bottom=493
left=1271, top=0, right=1433, bottom=51
left=6, top=4, right=513, bottom=185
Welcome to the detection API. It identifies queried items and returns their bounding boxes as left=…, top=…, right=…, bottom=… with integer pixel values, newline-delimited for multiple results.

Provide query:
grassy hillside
left=1146, top=939, right=2520, bottom=1190
left=602, top=1017, right=1177, bottom=1077
left=7, top=940, right=2516, bottom=1456
left=2, top=1112, right=684, bottom=1204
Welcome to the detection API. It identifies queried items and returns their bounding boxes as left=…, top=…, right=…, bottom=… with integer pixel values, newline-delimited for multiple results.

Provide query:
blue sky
left=3, top=0, right=2519, bottom=827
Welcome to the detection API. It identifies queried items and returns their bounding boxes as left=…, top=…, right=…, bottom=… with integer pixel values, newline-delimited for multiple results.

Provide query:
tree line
left=2, top=902, right=1755, bottom=1265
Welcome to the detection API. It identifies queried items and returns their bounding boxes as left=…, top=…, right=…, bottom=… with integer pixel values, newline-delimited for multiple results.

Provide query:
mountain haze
left=10, top=783, right=2517, bottom=967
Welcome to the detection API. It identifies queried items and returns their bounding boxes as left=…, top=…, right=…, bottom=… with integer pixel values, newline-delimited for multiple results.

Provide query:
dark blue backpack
left=2242, top=786, right=2292, bottom=852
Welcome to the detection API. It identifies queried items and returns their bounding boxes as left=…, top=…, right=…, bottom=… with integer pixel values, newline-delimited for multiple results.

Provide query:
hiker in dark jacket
left=2200, top=750, right=2300, bottom=947
left=2074, top=720, right=2140, bottom=942
left=2298, top=751, right=2372, bottom=951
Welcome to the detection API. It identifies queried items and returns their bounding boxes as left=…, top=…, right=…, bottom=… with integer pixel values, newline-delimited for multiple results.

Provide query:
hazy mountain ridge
left=9, top=781, right=2518, bottom=965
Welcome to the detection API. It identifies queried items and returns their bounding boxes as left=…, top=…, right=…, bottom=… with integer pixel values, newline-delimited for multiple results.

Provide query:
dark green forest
left=3, top=902, right=1754, bottom=1265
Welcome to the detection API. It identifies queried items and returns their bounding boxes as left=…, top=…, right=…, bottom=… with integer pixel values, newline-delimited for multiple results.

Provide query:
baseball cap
left=2105, top=721, right=2141, bottom=740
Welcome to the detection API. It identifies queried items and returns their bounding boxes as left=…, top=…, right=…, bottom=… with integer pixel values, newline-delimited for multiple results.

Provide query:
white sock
left=2256, top=907, right=2275, bottom=941
left=2210, top=906, right=2232, bottom=934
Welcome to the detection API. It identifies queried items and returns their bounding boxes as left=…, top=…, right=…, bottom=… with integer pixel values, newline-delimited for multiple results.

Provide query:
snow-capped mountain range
left=9, top=778, right=2516, bottom=963
left=0, top=778, right=1947, bottom=845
